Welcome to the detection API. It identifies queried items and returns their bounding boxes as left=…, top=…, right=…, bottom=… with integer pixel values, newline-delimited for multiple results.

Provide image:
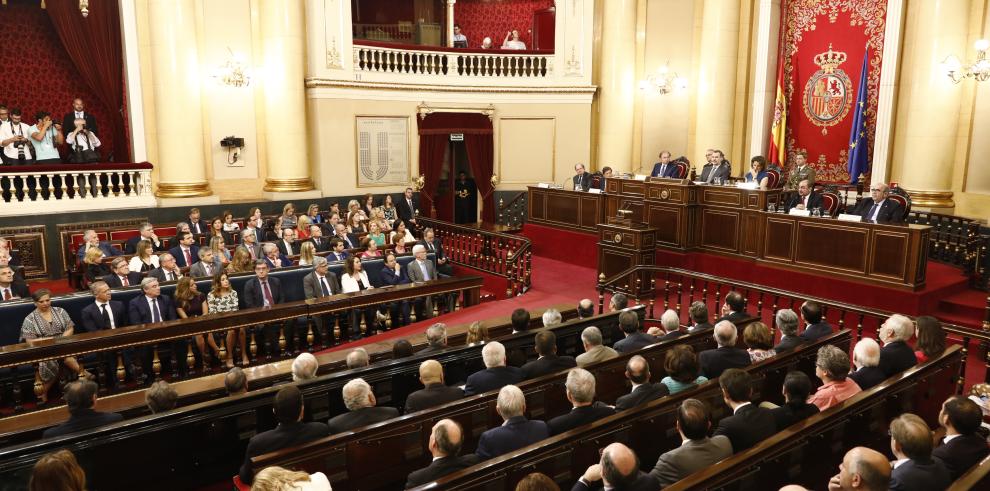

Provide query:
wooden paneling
left=646, top=205, right=683, bottom=247
left=700, top=209, right=739, bottom=253
left=526, top=187, right=603, bottom=233
left=764, top=218, right=796, bottom=262
left=870, top=231, right=909, bottom=280
left=795, top=221, right=868, bottom=273
left=0, top=226, right=48, bottom=279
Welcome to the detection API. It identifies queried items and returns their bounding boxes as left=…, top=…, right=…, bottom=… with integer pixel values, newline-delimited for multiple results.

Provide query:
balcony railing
left=352, top=41, right=553, bottom=80
left=0, top=162, right=155, bottom=216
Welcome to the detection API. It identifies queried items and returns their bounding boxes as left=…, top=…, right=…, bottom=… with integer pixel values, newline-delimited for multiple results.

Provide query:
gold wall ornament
left=155, top=182, right=212, bottom=198
left=490, top=174, right=500, bottom=187
left=899, top=188, right=955, bottom=208
left=263, top=177, right=315, bottom=193
left=410, top=174, right=426, bottom=191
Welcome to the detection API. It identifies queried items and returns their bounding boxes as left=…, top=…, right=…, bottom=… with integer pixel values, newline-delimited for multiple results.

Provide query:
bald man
left=405, top=419, right=480, bottom=488
left=827, top=446, right=891, bottom=491
left=574, top=442, right=660, bottom=491
left=851, top=183, right=904, bottom=223
left=615, top=355, right=669, bottom=411
left=405, top=360, right=464, bottom=414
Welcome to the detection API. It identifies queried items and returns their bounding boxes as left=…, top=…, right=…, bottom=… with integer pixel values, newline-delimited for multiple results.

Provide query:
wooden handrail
left=948, top=454, right=990, bottom=490
left=418, top=218, right=533, bottom=296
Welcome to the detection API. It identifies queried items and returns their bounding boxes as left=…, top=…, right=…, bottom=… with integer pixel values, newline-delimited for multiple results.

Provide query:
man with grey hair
left=128, top=276, right=182, bottom=376
left=658, top=309, right=684, bottom=341
left=699, top=320, right=751, bottom=379
left=576, top=326, right=618, bottom=367
left=827, top=446, right=891, bottom=491
left=609, top=293, right=628, bottom=312
left=879, top=314, right=917, bottom=376
left=809, top=345, right=861, bottom=411
left=303, top=255, right=339, bottom=346
left=773, top=309, right=804, bottom=353
left=225, top=367, right=248, bottom=395
left=239, top=228, right=262, bottom=260
left=105, top=256, right=142, bottom=288
left=476, top=385, right=549, bottom=459
left=575, top=442, right=659, bottom=490
left=849, top=338, right=885, bottom=390
left=148, top=252, right=183, bottom=284
left=76, top=228, right=121, bottom=263
left=327, top=378, right=399, bottom=434
left=464, top=341, right=523, bottom=396
left=125, top=222, right=163, bottom=253
left=262, top=242, right=290, bottom=269
left=407, top=243, right=437, bottom=320
left=292, top=353, right=319, bottom=381
left=419, top=323, right=448, bottom=355
left=405, top=419, right=480, bottom=488
left=577, top=298, right=595, bottom=319
left=346, top=347, right=369, bottom=369
left=548, top=368, right=615, bottom=435
left=542, top=308, right=562, bottom=327
left=145, top=380, right=178, bottom=414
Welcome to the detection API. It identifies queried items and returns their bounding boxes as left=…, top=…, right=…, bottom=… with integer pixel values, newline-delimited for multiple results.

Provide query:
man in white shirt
left=81, top=281, right=134, bottom=385
left=452, top=24, right=468, bottom=47
left=407, top=244, right=437, bottom=320
left=277, top=228, right=296, bottom=257
left=62, top=98, right=98, bottom=135
left=0, top=108, right=35, bottom=164
left=0, top=265, right=29, bottom=301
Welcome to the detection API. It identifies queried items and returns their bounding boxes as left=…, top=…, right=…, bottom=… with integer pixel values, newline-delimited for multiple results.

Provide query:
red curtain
left=47, top=0, right=129, bottom=162
left=417, top=134, right=448, bottom=218
left=464, top=134, right=495, bottom=222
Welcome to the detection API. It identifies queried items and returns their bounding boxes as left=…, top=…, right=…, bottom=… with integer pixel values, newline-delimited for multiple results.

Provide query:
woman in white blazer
left=341, top=256, right=378, bottom=338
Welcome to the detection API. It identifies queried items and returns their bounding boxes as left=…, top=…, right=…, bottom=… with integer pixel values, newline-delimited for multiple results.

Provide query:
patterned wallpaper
left=454, top=0, right=555, bottom=49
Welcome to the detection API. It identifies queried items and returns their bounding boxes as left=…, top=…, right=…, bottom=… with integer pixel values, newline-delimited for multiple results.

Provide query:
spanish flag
left=768, top=60, right=787, bottom=167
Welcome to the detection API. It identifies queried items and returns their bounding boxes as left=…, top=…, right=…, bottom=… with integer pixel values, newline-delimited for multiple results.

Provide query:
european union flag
left=847, top=52, right=869, bottom=184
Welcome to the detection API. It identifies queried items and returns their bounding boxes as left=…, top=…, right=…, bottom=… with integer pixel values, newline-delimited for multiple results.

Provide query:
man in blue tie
left=128, top=277, right=181, bottom=378
left=407, top=244, right=437, bottom=321
left=650, top=151, right=677, bottom=178
left=852, top=183, right=904, bottom=223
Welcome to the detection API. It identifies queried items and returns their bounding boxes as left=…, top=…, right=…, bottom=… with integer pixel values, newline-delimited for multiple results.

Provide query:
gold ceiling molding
left=417, top=102, right=496, bottom=120
left=305, top=78, right=598, bottom=95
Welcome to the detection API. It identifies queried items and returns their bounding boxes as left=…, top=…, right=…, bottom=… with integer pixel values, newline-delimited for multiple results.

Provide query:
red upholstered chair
left=766, top=169, right=781, bottom=189
left=673, top=162, right=688, bottom=179
left=232, top=475, right=251, bottom=491
left=887, top=186, right=912, bottom=221
left=821, top=192, right=840, bottom=217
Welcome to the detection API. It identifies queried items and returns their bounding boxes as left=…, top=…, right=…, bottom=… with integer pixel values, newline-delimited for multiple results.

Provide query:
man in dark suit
left=573, top=442, right=660, bottom=491
left=464, top=341, right=524, bottom=396
left=80, top=280, right=133, bottom=385
left=772, top=309, right=804, bottom=354
left=103, top=257, right=143, bottom=289
left=124, top=222, right=165, bottom=254
left=422, top=228, right=453, bottom=276
left=613, top=311, right=658, bottom=354
left=888, top=413, right=950, bottom=491
left=187, top=208, right=206, bottom=235
left=649, top=399, right=733, bottom=486
left=769, top=371, right=819, bottom=430
left=128, top=277, right=185, bottom=376
left=405, top=419, right=480, bottom=488
left=396, top=187, right=418, bottom=231
left=306, top=225, right=330, bottom=252
left=699, top=150, right=731, bottom=184
left=827, top=447, right=891, bottom=490
left=379, top=252, right=412, bottom=327
left=405, top=360, right=464, bottom=414
left=168, top=231, right=200, bottom=268
left=615, top=355, right=669, bottom=411
left=657, top=309, right=685, bottom=341
left=328, top=238, right=350, bottom=262
left=572, top=163, right=592, bottom=191
left=302, top=256, right=339, bottom=346
left=687, top=301, right=714, bottom=332
left=933, top=395, right=990, bottom=480
left=75, top=229, right=122, bottom=264
left=699, top=321, right=751, bottom=379
left=407, top=245, right=438, bottom=320
left=878, top=314, right=917, bottom=377
left=243, top=260, right=287, bottom=357
left=0, top=264, right=30, bottom=301
left=276, top=228, right=298, bottom=257
left=715, top=291, right=750, bottom=325
left=785, top=179, right=824, bottom=213
left=849, top=338, right=887, bottom=390
left=476, top=384, right=549, bottom=459
left=650, top=151, right=678, bottom=178
left=238, top=229, right=263, bottom=261
left=238, top=386, right=330, bottom=484
left=42, top=380, right=122, bottom=438
left=326, top=378, right=400, bottom=434
left=62, top=98, right=98, bottom=136
left=713, top=368, right=776, bottom=453
left=798, top=301, right=833, bottom=342
left=261, top=243, right=292, bottom=270
left=521, top=330, right=576, bottom=379
left=851, top=183, right=904, bottom=223
left=548, top=368, right=615, bottom=436
left=148, top=253, right=184, bottom=284
left=333, top=222, right=359, bottom=250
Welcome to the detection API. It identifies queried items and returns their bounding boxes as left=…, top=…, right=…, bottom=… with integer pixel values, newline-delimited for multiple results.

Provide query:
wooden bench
left=948, top=453, right=990, bottom=490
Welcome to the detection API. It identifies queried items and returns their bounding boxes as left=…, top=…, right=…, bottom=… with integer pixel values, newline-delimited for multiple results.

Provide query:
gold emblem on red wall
left=803, top=44, right=853, bottom=135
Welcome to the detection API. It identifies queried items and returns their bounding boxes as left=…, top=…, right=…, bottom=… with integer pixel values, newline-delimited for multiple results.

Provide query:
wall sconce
left=639, top=64, right=688, bottom=95
left=212, top=48, right=252, bottom=88
left=942, top=39, right=990, bottom=84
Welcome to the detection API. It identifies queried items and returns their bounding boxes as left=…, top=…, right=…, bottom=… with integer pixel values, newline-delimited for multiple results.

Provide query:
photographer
left=67, top=117, right=101, bottom=162
left=0, top=108, right=36, bottom=165
left=62, top=98, right=98, bottom=136
left=30, top=111, right=64, bottom=164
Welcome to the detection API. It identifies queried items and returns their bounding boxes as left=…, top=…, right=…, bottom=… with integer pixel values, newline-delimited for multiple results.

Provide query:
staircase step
left=936, top=290, right=986, bottom=327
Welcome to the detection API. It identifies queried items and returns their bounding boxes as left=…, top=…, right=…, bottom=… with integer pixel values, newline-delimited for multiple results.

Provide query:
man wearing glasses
left=851, top=183, right=903, bottom=223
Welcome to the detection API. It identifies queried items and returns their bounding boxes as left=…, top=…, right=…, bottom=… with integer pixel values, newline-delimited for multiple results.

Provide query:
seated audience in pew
left=244, top=261, right=287, bottom=356
left=407, top=244, right=437, bottom=320
left=715, top=291, right=749, bottom=325
left=421, top=228, right=453, bottom=277
left=809, top=345, right=861, bottom=411
left=145, top=380, right=178, bottom=414
left=279, top=203, right=298, bottom=231
left=307, top=224, right=330, bottom=253
left=826, top=446, right=891, bottom=491
left=379, top=252, right=413, bottom=327
left=326, top=378, right=400, bottom=434
left=207, top=216, right=233, bottom=246
left=521, top=330, right=577, bottom=379
left=914, top=315, right=946, bottom=364
left=405, top=419, right=480, bottom=489
left=148, top=253, right=183, bottom=283
left=649, top=398, right=733, bottom=487
left=888, top=413, right=951, bottom=491
left=615, top=355, right=669, bottom=410
left=744, top=322, right=777, bottom=362
left=573, top=442, right=660, bottom=491
left=933, top=395, right=990, bottom=480
left=360, top=238, right=382, bottom=258
left=548, top=368, right=615, bottom=435
left=785, top=179, right=823, bottom=213
left=333, top=223, right=358, bottom=250
left=405, top=359, right=464, bottom=414
left=476, top=385, right=549, bottom=460
left=699, top=321, right=751, bottom=379
left=80, top=280, right=133, bottom=385
left=298, top=241, right=317, bottom=266
left=297, top=215, right=313, bottom=241
left=714, top=368, right=777, bottom=453
left=124, top=222, right=165, bottom=254
left=239, top=228, right=263, bottom=261
left=576, top=326, right=619, bottom=367
left=769, top=371, right=819, bottom=429
left=542, top=308, right=562, bottom=327
left=169, top=231, right=200, bottom=268
left=656, top=309, right=685, bottom=341
left=327, top=238, right=349, bottom=262
left=609, top=293, right=629, bottom=312
left=228, top=247, right=254, bottom=274
left=798, top=301, right=833, bottom=342
left=225, top=367, right=248, bottom=396
left=173, top=222, right=192, bottom=245
left=42, top=379, right=123, bottom=438
left=773, top=309, right=804, bottom=354
left=104, top=257, right=142, bottom=288
left=292, top=353, right=318, bottom=381
left=419, top=323, right=449, bottom=355
left=29, top=449, right=88, bottom=491
left=393, top=339, right=414, bottom=358
left=850, top=183, right=904, bottom=223
left=614, top=311, right=659, bottom=354
left=82, top=248, right=110, bottom=285
left=188, top=248, right=220, bottom=277
left=21, top=289, right=91, bottom=402
left=222, top=210, right=241, bottom=235
left=688, top=301, right=713, bottom=332
left=207, top=272, right=246, bottom=368
left=0, top=263, right=30, bottom=301
left=252, top=466, right=332, bottom=491
left=878, top=314, right=918, bottom=377
left=341, top=256, right=378, bottom=337
left=262, top=243, right=291, bottom=270
left=128, top=239, right=160, bottom=273
left=238, top=386, right=330, bottom=485
left=187, top=207, right=206, bottom=235
left=516, top=473, right=560, bottom=491
left=464, top=341, right=524, bottom=396
left=511, top=308, right=531, bottom=334
left=175, top=276, right=219, bottom=364
left=577, top=299, right=596, bottom=319
left=75, top=229, right=122, bottom=264
left=848, top=338, right=886, bottom=391
left=661, top=345, right=707, bottom=394
left=346, top=347, right=370, bottom=369
left=129, top=277, right=188, bottom=376
left=466, top=321, right=490, bottom=346
left=276, top=228, right=297, bottom=257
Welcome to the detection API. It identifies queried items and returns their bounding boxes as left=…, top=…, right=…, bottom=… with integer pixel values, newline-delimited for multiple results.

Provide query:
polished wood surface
left=596, top=223, right=657, bottom=297
left=526, top=186, right=605, bottom=233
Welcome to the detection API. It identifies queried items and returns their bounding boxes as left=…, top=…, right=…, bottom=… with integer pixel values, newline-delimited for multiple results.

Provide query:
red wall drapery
left=464, top=134, right=495, bottom=222
left=417, top=113, right=495, bottom=221
left=454, top=0, right=555, bottom=49
left=47, top=0, right=129, bottom=162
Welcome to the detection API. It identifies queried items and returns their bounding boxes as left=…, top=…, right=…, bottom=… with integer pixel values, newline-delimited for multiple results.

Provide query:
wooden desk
left=526, top=186, right=605, bottom=233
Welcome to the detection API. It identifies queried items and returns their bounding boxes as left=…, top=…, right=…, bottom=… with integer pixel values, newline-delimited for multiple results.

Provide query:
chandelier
left=212, top=49, right=252, bottom=88
left=638, top=64, right=687, bottom=95
left=942, top=39, right=990, bottom=84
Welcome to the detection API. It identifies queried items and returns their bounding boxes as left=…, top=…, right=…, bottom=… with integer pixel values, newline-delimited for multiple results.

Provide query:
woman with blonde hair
left=128, top=239, right=159, bottom=273
left=228, top=247, right=253, bottom=273
left=306, top=203, right=324, bottom=224
left=206, top=271, right=246, bottom=367
left=366, top=221, right=386, bottom=247
left=296, top=214, right=312, bottom=240
left=298, top=241, right=317, bottom=266
left=466, top=321, right=490, bottom=346
left=210, top=236, right=231, bottom=266
left=250, top=466, right=331, bottom=491
left=83, top=247, right=109, bottom=284
left=280, top=203, right=297, bottom=230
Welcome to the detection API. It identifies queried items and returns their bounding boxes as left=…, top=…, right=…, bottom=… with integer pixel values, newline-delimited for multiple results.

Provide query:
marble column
left=446, top=0, right=456, bottom=48
left=148, top=0, right=211, bottom=198
left=261, top=0, right=315, bottom=194
left=595, top=0, right=637, bottom=173
left=692, top=0, right=740, bottom=172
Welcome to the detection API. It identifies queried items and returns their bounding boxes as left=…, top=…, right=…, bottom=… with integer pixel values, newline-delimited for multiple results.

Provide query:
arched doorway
left=416, top=112, right=495, bottom=223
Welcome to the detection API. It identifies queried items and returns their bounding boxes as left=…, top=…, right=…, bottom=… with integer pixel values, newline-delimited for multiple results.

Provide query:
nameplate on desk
left=736, top=182, right=758, bottom=189
left=837, top=213, right=862, bottom=222
left=537, top=183, right=550, bottom=188
left=588, top=188, right=602, bottom=194
left=634, top=174, right=647, bottom=181
left=788, top=209, right=811, bottom=217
